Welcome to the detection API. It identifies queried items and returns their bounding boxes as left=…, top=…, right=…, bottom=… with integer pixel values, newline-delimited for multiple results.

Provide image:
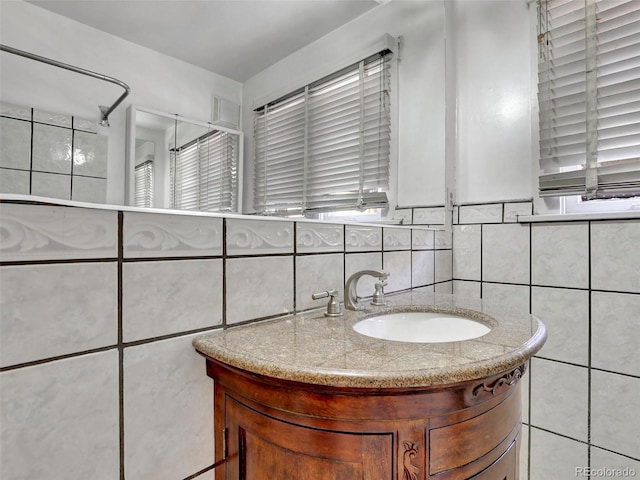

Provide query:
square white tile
left=0, top=117, right=31, bottom=170
left=122, top=259, right=223, bottom=341
left=226, top=256, right=293, bottom=324
left=296, top=222, right=343, bottom=253
left=0, top=262, right=118, bottom=367
left=71, top=175, right=106, bottom=203
left=504, top=202, right=533, bottom=223
left=531, top=287, right=589, bottom=366
left=33, top=108, right=72, bottom=127
left=591, top=446, right=640, bottom=474
left=435, top=250, right=452, bottom=283
left=434, top=281, right=452, bottom=294
left=591, top=370, right=640, bottom=460
left=531, top=222, right=588, bottom=289
left=482, top=223, right=530, bottom=284
left=383, top=250, right=412, bottom=292
left=31, top=171, right=71, bottom=200
left=452, top=280, right=481, bottom=298
left=591, top=220, right=640, bottom=293
left=123, top=333, right=214, bottom=480
left=412, top=250, right=434, bottom=288
left=31, top=123, right=72, bottom=174
left=482, top=282, right=529, bottom=312
left=0, top=351, right=119, bottom=480
left=0, top=167, right=30, bottom=194
left=591, top=291, right=640, bottom=377
left=0, top=101, right=31, bottom=120
left=0, top=203, right=118, bottom=261
left=529, top=429, right=588, bottom=480
left=226, top=218, right=293, bottom=255
left=296, top=254, right=344, bottom=311
left=73, top=131, right=108, bottom=177
left=453, top=225, right=481, bottom=281
left=123, top=211, right=223, bottom=258
left=530, top=358, right=588, bottom=441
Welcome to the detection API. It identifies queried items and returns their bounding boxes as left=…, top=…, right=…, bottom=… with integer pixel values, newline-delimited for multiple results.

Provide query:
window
left=170, top=129, right=238, bottom=212
left=253, top=51, right=392, bottom=216
left=537, top=0, right=640, bottom=202
left=134, top=160, right=153, bottom=208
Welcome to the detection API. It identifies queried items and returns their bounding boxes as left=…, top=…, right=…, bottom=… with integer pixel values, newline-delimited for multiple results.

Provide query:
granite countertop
left=193, top=291, right=547, bottom=389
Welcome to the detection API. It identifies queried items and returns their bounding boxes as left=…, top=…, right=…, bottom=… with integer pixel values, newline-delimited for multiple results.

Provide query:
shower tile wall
left=0, top=102, right=107, bottom=202
left=0, top=201, right=451, bottom=480
left=452, top=201, right=640, bottom=480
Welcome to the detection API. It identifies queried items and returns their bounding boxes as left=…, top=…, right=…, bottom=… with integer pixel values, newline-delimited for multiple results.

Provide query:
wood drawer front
left=429, top=387, right=520, bottom=474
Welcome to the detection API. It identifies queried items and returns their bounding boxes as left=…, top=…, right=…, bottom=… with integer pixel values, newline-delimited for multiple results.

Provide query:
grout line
left=587, top=221, right=592, bottom=478
left=0, top=345, right=118, bottom=372
left=222, top=219, right=227, bottom=328
left=118, top=211, right=125, bottom=480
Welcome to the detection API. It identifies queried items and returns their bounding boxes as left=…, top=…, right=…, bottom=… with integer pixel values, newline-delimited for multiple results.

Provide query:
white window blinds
left=254, top=52, right=391, bottom=215
left=170, top=130, right=238, bottom=212
left=134, top=160, right=153, bottom=208
left=537, top=0, right=640, bottom=199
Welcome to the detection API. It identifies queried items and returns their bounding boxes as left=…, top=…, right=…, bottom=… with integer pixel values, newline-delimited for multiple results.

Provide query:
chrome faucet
left=344, top=270, right=389, bottom=311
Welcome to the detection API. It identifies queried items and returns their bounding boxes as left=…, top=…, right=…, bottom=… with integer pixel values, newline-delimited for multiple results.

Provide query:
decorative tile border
left=383, top=227, right=411, bottom=250
left=296, top=222, right=343, bottom=253
left=414, top=206, right=446, bottom=225
left=458, top=204, right=503, bottom=224
left=226, top=218, right=293, bottom=255
left=123, top=212, right=223, bottom=258
left=345, top=225, right=382, bottom=252
left=0, top=203, right=117, bottom=261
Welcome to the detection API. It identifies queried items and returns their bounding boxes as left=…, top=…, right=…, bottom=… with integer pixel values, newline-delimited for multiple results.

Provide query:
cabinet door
left=223, top=396, right=393, bottom=480
left=467, top=440, right=518, bottom=480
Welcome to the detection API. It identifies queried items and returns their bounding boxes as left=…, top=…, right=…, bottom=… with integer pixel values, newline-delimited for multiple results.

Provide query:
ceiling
left=26, top=0, right=382, bottom=82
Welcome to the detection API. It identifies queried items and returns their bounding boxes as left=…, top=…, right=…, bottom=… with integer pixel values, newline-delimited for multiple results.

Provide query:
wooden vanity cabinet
left=206, top=359, right=525, bottom=480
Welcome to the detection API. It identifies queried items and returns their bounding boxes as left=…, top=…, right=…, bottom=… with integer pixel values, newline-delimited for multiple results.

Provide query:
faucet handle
left=311, top=289, right=343, bottom=317
left=371, top=281, right=387, bottom=306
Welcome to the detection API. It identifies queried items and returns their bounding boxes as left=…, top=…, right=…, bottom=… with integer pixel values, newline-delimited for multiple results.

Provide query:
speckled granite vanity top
left=193, top=292, right=546, bottom=389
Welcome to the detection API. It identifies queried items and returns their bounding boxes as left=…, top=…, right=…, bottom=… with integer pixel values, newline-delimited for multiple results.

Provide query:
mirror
left=126, top=106, right=243, bottom=212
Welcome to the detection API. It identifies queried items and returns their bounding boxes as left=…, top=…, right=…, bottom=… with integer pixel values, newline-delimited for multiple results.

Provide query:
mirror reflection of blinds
left=134, top=160, right=153, bottom=208
left=170, top=130, right=238, bottom=212
left=537, top=0, right=640, bottom=199
left=254, top=51, right=391, bottom=215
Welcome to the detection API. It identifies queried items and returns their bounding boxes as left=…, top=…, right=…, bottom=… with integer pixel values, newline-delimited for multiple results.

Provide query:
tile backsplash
left=452, top=200, right=640, bottom=479
left=0, top=102, right=108, bottom=203
left=0, top=200, right=451, bottom=480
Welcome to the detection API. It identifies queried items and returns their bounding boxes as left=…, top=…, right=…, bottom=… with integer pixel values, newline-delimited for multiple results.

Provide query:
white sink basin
left=353, top=311, right=491, bottom=343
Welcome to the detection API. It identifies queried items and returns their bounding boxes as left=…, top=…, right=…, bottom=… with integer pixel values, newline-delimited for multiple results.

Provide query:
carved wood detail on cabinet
left=206, top=360, right=525, bottom=480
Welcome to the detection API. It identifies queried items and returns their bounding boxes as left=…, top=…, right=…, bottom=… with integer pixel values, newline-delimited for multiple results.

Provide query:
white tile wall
left=459, top=203, right=502, bottom=224
left=482, top=283, right=529, bottom=312
left=296, top=254, right=344, bottom=310
left=530, top=358, right=588, bottom=442
left=453, top=224, right=481, bottom=280
left=412, top=229, right=435, bottom=250
left=122, top=259, right=223, bottom=341
left=531, top=222, right=589, bottom=289
left=591, top=291, right=640, bottom=377
left=591, top=371, right=640, bottom=459
left=71, top=176, right=106, bottom=203
left=529, top=429, right=588, bottom=480
left=31, top=123, right=72, bottom=174
left=591, top=220, right=640, bottom=293
left=434, top=250, right=453, bottom=284
left=413, top=206, right=445, bottom=224
left=0, top=168, right=30, bottom=194
left=0, top=262, right=117, bottom=367
left=591, top=447, right=640, bottom=473
left=452, top=280, right=481, bottom=298
left=31, top=171, right=71, bottom=199
left=482, top=223, right=530, bottom=284
left=383, top=250, right=412, bottom=292
left=0, top=117, right=31, bottom=170
left=412, top=250, right=434, bottom=288
left=531, top=287, right=589, bottom=366
left=0, top=351, right=120, bottom=480
left=124, top=333, right=214, bottom=480
left=226, top=256, right=294, bottom=324
left=504, top=202, right=533, bottom=223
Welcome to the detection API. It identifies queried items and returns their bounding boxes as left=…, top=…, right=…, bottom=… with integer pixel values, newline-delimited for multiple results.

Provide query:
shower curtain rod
left=0, top=44, right=131, bottom=127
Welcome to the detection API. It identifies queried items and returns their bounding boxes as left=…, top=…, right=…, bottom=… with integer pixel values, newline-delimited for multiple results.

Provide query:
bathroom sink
left=353, top=311, right=491, bottom=343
